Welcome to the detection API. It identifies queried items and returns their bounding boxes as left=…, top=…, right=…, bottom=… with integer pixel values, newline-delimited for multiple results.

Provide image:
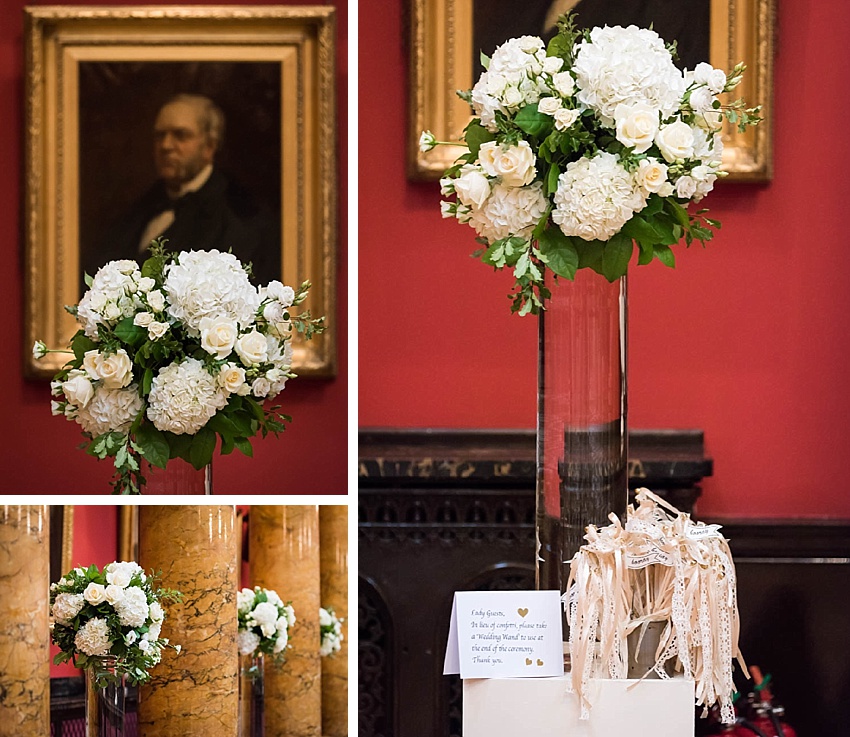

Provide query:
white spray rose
left=691, top=62, right=727, bottom=94
left=199, top=316, right=239, bottom=359
left=551, top=71, right=575, bottom=97
left=478, top=141, right=537, bottom=187
left=554, top=108, right=580, bottom=131
left=614, top=103, right=659, bottom=153
left=655, top=120, right=696, bottom=162
left=452, top=165, right=491, bottom=209
left=133, top=311, right=154, bottom=328
left=538, top=97, right=562, bottom=115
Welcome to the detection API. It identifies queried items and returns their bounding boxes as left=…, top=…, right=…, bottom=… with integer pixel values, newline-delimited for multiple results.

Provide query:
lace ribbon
left=565, top=488, right=747, bottom=723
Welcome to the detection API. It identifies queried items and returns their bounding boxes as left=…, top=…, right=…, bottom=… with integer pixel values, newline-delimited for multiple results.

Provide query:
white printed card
left=443, top=590, right=564, bottom=679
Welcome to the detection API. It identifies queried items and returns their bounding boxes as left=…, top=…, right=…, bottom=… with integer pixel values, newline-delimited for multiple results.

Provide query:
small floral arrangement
left=319, top=606, right=344, bottom=657
left=49, top=561, right=181, bottom=687
left=422, top=14, right=761, bottom=314
left=33, top=239, right=324, bottom=493
left=237, top=586, right=296, bottom=661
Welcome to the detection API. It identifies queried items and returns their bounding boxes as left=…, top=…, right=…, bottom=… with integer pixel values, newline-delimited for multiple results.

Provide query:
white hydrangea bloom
left=75, top=385, right=143, bottom=437
left=573, top=25, right=686, bottom=127
left=251, top=602, right=282, bottom=638
left=552, top=151, right=646, bottom=241
left=467, top=182, right=548, bottom=243
left=114, top=586, right=150, bottom=628
left=238, top=630, right=261, bottom=656
left=163, top=250, right=260, bottom=334
left=146, top=358, right=228, bottom=435
left=76, top=260, right=144, bottom=339
left=471, top=36, right=551, bottom=130
left=237, top=588, right=257, bottom=615
left=74, top=617, right=113, bottom=656
left=52, top=593, right=85, bottom=625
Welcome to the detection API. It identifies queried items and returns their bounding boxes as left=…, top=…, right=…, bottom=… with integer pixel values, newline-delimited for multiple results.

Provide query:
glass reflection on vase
left=238, top=653, right=265, bottom=737
left=85, top=656, right=126, bottom=737
left=143, top=457, right=212, bottom=495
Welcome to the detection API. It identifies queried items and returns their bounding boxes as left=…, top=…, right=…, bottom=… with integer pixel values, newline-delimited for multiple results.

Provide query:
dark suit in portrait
left=474, top=0, right=711, bottom=75
left=90, top=168, right=280, bottom=286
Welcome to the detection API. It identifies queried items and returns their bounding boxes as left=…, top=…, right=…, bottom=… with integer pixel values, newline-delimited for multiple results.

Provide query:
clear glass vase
left=85, top=657, right=126, bottom=737
left=143, top=457, right=212, bottom=494
left=536, top=269, right=629, bottom=626
left=238, top=653, right=265, bottom=737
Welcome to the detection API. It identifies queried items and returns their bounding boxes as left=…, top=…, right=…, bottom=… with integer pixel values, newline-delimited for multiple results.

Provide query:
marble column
left=320, top=506, right=348, bottom=737
left=250, top=505, right=321, bottom=737
left=0, top=505, right=50, bottom=737
left=139, top=505, right=238, bottom=737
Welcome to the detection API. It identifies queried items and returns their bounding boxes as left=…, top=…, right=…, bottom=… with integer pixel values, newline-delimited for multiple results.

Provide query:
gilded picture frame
left=24, top=6, right=337, bottom=379
left=409, top=0, right=774, bottom=182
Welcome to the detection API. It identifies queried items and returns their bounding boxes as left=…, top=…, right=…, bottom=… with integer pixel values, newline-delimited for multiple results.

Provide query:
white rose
left=478, top=141, right=536, bottom=187
left=62, top=373, right=94, bottom=408
left=103, top=302, right=122, bottom=321
left=148, top=321, right=169, bottom=340
left=675, top=175, right=698, bottom=199
left=502, top=85, right=524, bottom=108
left=453, top=165, right=491, bottom=209
left=551, top=72, right=575, bottom=97
left=692, top=62, right=727, bottom=94
left=235, top=330, right=269, bottom=366
left=614, top=104, right=659, bottom=153
left=538, top=97, right=562, bottom=116
left=199, top=316, right=239, bottom=359
left=83, top=350, right=133, bottom=389
left=635, top=158, right=670, bottom=194
left=218, top=363, right=247, bottom=394
left=689, top=87, right=715, bottom=115
left=554, top=108, right=580, bottom=131
left=655, top=120, right=695, bottom=162
left=84, top=582, right=107, bottom=604
left=251, top=377, right=272, bottom=398
left=133, top=311, right=154, bottom=328
left=125, top=631, right=138, bottom=645
left=104, top=584, right=125, bottom=606
left=137, top=277, right=155, bottom=292
left=543, top=56, right=563, bottom=74
left=147, top=290, right=166, bottom=312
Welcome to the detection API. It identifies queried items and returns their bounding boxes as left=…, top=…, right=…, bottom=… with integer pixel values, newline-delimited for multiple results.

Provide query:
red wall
left=359, top=1, right=850, bottom=519
left=0, top=0, right=348, bottom=494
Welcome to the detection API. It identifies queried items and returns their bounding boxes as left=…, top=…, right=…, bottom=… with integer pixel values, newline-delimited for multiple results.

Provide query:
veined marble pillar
left=0, top=505, right=50, bottom=737
left=139, top=505, right=238, bottom=737
left=250, top=506, right=321, bottom=737
left=320, top=505, right=348, bottom=737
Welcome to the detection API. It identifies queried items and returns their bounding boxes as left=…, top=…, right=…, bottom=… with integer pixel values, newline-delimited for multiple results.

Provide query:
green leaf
left=135, top=424, right=170, bottom=469
left=642, top=195, right=664, bottom=218
left=188, top=427, right=217, bottom=471
left=637, top=242, right=654, bottom=266
left=622, top=215, right=661, bottom=248
left=463, top=120, right=496, bottom=158
left=234, top=437, right=254, bottom=458
left=546, top=163, right=561, bottom=195
left=537, top=228, right=578, bottom=280
left=84, top=273, right=94, bottom=288
left=480, top=50, right=491, bottom=70
left=514, top=104, right=552, bottom=137
left=114, top=317, right=146, bottom=347
left=142, top=367, right=154, bottom=396
left=654, top=244, right=676, bottom=268
left=601, top=233, right=634, bottom=282
left=71, top=333, right=98, bottom=363
left=165, top=432, right=193, bottom=462
left=665, top=199, right=691, bottom=229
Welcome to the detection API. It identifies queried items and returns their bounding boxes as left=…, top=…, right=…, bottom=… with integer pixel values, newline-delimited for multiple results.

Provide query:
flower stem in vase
left=238, top=653, right=265, bottom=737
left=143, top=457, right=212, bottom=494
left=85, top=656, right=126, bottom=737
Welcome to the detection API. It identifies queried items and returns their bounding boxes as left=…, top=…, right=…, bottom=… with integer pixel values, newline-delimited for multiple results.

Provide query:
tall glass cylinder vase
left=536, top=269, right=629, bottom=621
left=238, top=653, right=265, bottom=737
left=143, top=458, right=212, bottom=494
left=85, top=657, right=125, bottom=737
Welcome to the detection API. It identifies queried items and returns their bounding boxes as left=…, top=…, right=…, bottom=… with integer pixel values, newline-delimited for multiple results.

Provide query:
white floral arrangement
left=422, top=14, right=761, bottom=314
left=319, top=606, right=344, bottom=657
left=49, top=561, right=182, bottom=687
left=33, top=239, right=324, bottom=493
left=237, top=586, right=296, bottom=662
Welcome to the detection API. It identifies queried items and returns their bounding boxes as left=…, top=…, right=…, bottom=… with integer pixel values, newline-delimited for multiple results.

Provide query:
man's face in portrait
left=153, top=100, right=215, bottom=191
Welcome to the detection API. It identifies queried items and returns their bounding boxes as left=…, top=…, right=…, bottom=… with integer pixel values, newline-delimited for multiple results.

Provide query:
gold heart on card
left=537, top=659, right=544, bottom=666
left=525, top=658, right=532, bottom=666
left=517, top=607, right=529, bottom=618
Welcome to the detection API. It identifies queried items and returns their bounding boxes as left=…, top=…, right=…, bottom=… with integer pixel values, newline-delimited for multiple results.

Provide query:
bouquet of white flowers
left=49, top=561, right=181, bottom=687
left=33, top=239, right=324, bottom=493
left=423, top=14, right=761, bottom=315
left=237, top=586, right=296, bottom=661
left=319, top=606, right=343, bottom=657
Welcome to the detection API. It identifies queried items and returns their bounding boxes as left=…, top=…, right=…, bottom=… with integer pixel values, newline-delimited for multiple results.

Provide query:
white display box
left=463, top=676, right=695, bottom=737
